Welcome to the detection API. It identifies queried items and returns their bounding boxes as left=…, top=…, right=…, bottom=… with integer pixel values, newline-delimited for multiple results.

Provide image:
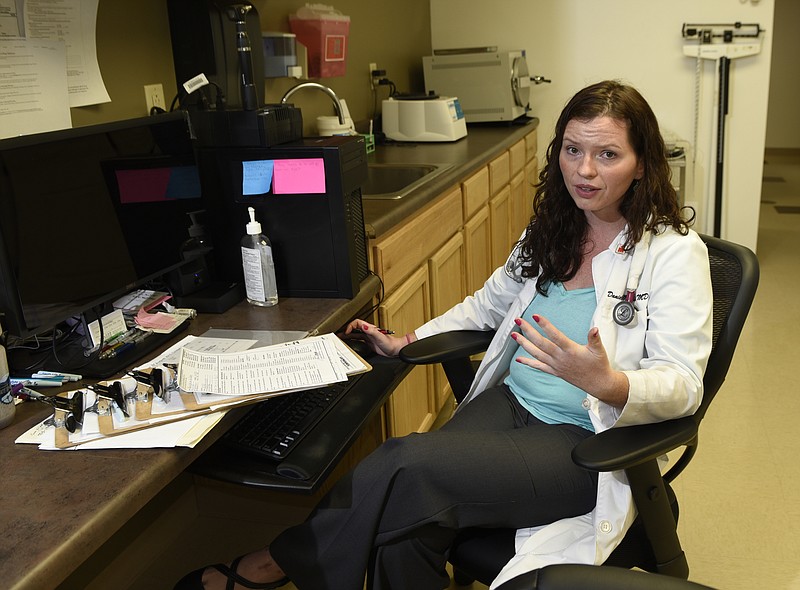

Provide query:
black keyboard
left=222, top=375, right=361, bottom=460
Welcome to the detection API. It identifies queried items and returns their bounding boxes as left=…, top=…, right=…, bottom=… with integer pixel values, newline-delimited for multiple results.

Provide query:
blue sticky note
left=242, top=160, right=275, bottom=195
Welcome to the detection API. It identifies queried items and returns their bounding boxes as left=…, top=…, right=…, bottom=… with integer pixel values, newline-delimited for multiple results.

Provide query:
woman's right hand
left=341, top=320, right=414, bottom=358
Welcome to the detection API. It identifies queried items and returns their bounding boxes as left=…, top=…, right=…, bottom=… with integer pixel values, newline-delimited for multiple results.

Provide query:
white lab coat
left=413, top=226, right=713, bottom=588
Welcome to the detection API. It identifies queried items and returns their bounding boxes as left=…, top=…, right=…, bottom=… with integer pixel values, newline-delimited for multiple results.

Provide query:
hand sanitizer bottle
left=241, top=207, right=278, bottom=307
left=0, top=323, right=16, bottom=430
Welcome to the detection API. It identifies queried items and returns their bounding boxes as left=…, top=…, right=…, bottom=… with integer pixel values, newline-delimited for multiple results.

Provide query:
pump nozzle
left=246, top=206, right=262, bottom=235
left=186, top=210, right=206, bottom=238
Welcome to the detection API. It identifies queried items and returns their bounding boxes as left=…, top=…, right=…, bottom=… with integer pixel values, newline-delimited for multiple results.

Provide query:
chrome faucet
left=280, top=82, right=345, bottom=125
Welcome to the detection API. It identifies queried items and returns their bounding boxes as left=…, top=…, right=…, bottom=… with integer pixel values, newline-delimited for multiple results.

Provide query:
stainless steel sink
left=361, top=163, right=451, bottom=200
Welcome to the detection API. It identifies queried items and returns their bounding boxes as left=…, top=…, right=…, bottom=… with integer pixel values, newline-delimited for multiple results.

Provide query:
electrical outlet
left=144, top=83, right=165, bottom=114
left=368, top=62, right=377, bottom=90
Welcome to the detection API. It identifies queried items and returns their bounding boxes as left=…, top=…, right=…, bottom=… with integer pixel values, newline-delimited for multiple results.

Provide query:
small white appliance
left=423, top=50, right=533, bottom=123
left=381, top=96, right=468, bottom=142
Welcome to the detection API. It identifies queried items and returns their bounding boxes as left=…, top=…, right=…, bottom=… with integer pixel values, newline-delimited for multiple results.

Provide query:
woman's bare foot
left=200, top=548, right=287, bottom=589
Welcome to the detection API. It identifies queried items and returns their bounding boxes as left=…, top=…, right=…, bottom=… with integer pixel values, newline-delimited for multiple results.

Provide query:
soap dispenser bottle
left=179, top=210, right=215, bottom=283
left=181, top=210, right=214, bottom=263
left=241, top=207, right=278, bottom=307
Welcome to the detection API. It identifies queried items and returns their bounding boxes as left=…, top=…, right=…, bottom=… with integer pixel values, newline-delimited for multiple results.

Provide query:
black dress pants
left=269, top=385, right=598, bottom=590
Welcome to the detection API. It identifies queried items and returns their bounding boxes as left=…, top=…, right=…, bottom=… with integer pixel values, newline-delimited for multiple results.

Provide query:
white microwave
left=423, top=50, right=532, bottom=123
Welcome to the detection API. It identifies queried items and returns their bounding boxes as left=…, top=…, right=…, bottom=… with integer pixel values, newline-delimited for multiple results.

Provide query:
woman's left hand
left=512, top=315, right=629, bottom=407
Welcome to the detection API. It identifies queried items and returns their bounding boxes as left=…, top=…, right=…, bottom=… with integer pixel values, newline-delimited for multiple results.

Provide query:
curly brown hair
left=519, top=80, right=692, bottom=294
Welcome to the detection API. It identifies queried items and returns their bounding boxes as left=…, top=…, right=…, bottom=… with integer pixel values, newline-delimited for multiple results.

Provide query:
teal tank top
left=504, top=282, right=596, bottom=432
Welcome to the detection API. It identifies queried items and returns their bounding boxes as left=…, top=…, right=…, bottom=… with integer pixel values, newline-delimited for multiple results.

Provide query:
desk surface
left=0, top=276, right=386, bottom=590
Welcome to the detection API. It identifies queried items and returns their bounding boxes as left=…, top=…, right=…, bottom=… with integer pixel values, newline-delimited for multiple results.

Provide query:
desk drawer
left=489, top=151, right=510, bottom=195
left=509, top=139, right=526, bottom=177
left=462, top=166, right=489, bottom=220
left=525, top=130, right=538, bottom=162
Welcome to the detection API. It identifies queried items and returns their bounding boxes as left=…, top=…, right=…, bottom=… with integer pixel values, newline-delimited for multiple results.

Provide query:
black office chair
left=497, top=565, right=715, bottom=590
left=400, top=234, right=759, bottom=586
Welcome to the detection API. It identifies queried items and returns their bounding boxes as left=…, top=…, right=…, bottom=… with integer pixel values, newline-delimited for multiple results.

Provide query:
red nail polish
left=514, top=318, right=522, bottom=326
left=363, top=325, right=369, bottom=331
left=511, top=332, right=518, bottom=341
left=532, top=314, right=540, bottom=323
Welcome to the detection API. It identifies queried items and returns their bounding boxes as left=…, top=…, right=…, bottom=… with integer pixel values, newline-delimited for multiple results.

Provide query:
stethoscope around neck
left=503, top=231, right=652, bottom=327
left=612, top=231, right=652, bottom=326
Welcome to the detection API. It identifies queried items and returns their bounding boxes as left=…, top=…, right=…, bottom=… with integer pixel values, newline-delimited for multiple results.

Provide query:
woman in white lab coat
left=175, top=80, right=712, bottom=590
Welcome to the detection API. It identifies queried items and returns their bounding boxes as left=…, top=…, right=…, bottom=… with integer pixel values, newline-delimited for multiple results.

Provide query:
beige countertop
left=361, top=119, right=540, bottom=239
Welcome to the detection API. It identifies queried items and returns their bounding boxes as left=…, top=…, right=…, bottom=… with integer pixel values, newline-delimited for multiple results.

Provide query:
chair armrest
left=572, top=416, right=698, bottom=472
left=402, top=332, right=698, bottom=473
left=399, top=330, right=495, bottom=365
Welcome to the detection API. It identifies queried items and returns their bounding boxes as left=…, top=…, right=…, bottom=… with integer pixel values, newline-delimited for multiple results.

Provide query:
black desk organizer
left=80, top=322, right=190, bottom=378
left=188, top=355, right=412, bottom=494
left=8, top=321, right=190, bottom=380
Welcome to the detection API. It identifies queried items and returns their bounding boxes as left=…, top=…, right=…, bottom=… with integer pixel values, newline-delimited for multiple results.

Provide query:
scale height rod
left=714, top=56, right=731, bottom=238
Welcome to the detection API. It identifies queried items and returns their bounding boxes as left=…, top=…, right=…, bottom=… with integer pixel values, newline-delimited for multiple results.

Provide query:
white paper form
left=141, top=334, right=260, bottom=370
left=17, top=411, right=226, bottom=450
left=178, top=334, right=348, bottom=396
left=23, top=0, right=110, bottom=107
left=136, top=334, right=260, bottom=415
left=0, top=36, right=70, bottom=138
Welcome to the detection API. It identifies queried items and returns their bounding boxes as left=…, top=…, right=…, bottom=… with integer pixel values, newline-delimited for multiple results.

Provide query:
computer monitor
left=0, top=112, right=202, bottom=375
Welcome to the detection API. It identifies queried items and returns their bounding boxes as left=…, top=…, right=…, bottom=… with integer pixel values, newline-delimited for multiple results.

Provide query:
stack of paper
left=15, top=332, right=370, bottom=451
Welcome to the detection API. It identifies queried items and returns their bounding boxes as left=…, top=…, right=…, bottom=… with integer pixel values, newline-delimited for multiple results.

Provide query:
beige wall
left=70, top=0, right=178, bottom=128
left=765, top=0, right=800, bottom=149
left=257, top=0, right=431, bottom=134
left=431, top=0, right=775, bottom=251
left=70, top=0, right=431, bottom=134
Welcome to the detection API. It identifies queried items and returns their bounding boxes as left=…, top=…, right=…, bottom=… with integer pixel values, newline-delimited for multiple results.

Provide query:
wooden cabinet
left=509, top=139, right=526, bottom=179
left=524, top=130, right=539, bottom=226
left=428, top=233, right=466, bottom=411
left=371, top=187, right=463, bottom=437
left=462, top=166, right=489, bottom=221
left=461, top=166, right=494, bottom=294
left=525, top=129, right=538, bottom=162
left=488, top=150, right=510, bottom=195
left=378, top=266, right=433, bottom=436
left=370, top=187, right=463, bottom=294
left=510, top=170, right=529, bottom=240
left=463, top=205, right=492, bottom=295
left=489, top=184, right=512, bottom=269
left=369, top=128, right=538, bottom=438
left=509, top=137, right=532, bottom=240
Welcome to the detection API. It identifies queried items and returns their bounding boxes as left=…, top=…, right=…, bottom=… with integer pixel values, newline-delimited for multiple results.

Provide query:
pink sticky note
left=115, top=168, right=171, bottom=203
left=272, top=158, right=326, bottom=194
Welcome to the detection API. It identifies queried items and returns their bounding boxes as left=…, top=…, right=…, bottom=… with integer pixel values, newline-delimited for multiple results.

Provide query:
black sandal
left=174, top=555, right=290, bottom=590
